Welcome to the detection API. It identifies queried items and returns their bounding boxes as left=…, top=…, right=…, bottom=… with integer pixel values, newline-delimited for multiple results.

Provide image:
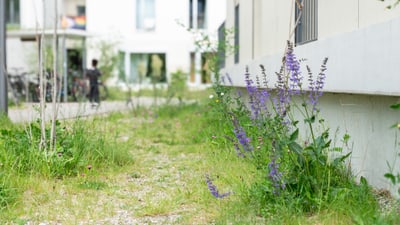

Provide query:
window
left=190, top=52, right=196, bottom=83
left=136, top=0, right=156, bottom=31
left=77, top=6, right=86, bottom=16
left=130, top=53, right=166, bottom=84
left=6, top=0, right=20, bottom=25
left=189, top=0, right=207, bottom=29
left=201, top=52, right=212, bottom=83
left=118, top=52, right=126, bottom=82
left=189, top=52, right=212, bottom=84
left=234, top=5, right=239, bottom=64
left=295, top=0, right=317, bottom=45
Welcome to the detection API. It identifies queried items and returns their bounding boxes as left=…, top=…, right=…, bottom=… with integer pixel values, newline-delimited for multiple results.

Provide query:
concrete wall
left=19, top=0, right=63, bottom=29
left=225, top=0, right=400, bottom=67
left=222, top=0, right=400, bottom=194
left=224, top=16, right=400, bottom=96
left=63, top=0, right=85, bottom=16
left=228, top=87, right=400, bottom=195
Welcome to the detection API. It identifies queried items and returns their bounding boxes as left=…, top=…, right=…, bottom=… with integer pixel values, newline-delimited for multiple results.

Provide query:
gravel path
left=7, top=97, right=182, bottom=123
left=7, top=99, right=207, bottom=225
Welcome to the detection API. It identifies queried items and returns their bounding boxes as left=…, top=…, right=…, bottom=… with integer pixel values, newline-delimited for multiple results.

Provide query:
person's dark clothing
left=86, top=68, right=101, bottom=104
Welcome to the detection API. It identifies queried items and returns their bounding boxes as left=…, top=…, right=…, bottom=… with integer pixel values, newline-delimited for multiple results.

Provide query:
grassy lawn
left=0, top=89, right=399, bottom=224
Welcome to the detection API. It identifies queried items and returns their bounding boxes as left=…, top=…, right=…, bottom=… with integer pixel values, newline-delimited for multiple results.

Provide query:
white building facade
left=6, top=0, right=226, bottom=89
left=86, top=0, right=226, bottom=88
left=222, top=0, right=400, bottom=195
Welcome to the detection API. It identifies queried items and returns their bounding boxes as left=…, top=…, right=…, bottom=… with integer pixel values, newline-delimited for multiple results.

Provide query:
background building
left=6, top=0, right=226, bottom=92
left=221, top=0, right=400, bottom=196
left=86, top=0, right=226, bottom=88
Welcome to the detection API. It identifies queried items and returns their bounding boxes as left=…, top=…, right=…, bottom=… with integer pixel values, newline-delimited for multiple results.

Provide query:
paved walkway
left=7, top=97, right=175, bottom=123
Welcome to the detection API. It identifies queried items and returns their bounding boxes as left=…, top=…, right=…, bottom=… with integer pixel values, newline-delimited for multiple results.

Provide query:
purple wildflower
left=274, top=65, right=290, bottom=117
left=230, top=114, right=253, bottom=153
left=285, top=42, right=303, bottom=95
left=226, top=73, right=234, bottom=85
left=268, top=158, right=285, bottom=195
left=307, top=58, right=328, bottom=111
left=205, top=174, right=231, bottom=198
left=245, top=68, right=261, bottom=120
left=245, top=67, right=271, bottom=120
left=220, top=75, right=226, bottom=84
left=224, top=135, right=245, bottom=157
left=234, top=126, right=253, bottom=152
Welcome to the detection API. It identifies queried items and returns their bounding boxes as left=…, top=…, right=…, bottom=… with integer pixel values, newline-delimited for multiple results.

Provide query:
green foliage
left=167, top=69, right=188, bottom=104
left=385, top=103, right=400, bottom=195
left=0, top=173, right=17, bottom=210
left=0, top=113, right=133, bottom=213
left=0, top=97, right=398, bottom=223
left=199, top=42, right=397, bottom=223
left=95, top=40, right=119, bottom=82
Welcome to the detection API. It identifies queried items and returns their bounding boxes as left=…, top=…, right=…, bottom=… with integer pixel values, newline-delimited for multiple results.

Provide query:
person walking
left=86, top=59, right=102, bottom=107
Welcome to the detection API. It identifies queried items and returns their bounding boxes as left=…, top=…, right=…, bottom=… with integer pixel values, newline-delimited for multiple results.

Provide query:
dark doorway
left=67, top=49, right=83, bottom=72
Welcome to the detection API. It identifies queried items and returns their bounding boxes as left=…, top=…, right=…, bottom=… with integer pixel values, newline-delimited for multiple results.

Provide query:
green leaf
left=360, top=176, right=368, bottom=186
left=323, top=140, right=332, bottom=149
left=290, top=129, right=299, bottom=141
left=333, top=152, right=351, bottom=166
left=304, top=115, right=316, bottom=124
left=304, top=146, right=314, bottom=151
left=343, top=134, right=350, bottom=142
left=384, top=173, right=396, bottom=185
left=390, top=103, right=400, bottom=110
left=332, top=147, right=343, bottom=152
left=289, top=142, right=302, bottom=154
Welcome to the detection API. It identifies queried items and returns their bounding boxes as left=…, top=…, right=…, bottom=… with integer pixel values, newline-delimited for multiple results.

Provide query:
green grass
left=0, top=95, right=399, bottom=224
left=107, top=85, right=213, bottom=102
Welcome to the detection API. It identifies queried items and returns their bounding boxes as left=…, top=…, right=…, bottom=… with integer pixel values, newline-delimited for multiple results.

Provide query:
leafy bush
left=167, top=69, right=188, bottom=104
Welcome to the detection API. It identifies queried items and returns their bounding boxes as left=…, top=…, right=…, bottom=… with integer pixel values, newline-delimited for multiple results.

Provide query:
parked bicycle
left=7, top=68, right=40, bottom=105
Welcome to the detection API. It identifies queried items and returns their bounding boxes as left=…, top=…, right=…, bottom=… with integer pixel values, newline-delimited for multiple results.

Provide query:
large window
left=136, top=0, right=156, bottom=31
left=295, top=0, right=317, bottom=45
left=234, top=5, right=239, bottom=64
left=189, top=52, right=212, bottom=84
left=189, top=0, right=207, bottom=29
left=6, top=0, right=20, bottom=25
left=130, top=53, right=166, bottom=84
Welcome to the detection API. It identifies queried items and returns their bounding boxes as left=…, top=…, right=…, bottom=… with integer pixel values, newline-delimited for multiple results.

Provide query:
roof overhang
left=6, top=28, right=91, bottom=40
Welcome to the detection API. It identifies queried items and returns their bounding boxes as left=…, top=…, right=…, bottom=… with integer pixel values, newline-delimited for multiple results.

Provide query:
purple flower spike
left=307, top=58, right=328, bottom=111
left=205, top=174, right=231, bottom=199
left=285, top=42, right=303, bottom=95
left=231, top=114, right=253, bottom=153
left=268, top=158, right=285, bottom=195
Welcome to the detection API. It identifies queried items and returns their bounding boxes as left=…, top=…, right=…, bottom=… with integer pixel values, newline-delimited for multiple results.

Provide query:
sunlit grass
left=0, top=98, right=399, bottom=224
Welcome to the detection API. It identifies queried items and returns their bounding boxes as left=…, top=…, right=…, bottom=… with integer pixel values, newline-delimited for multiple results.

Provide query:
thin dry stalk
left=39, top=0, right=47, bottom=151
left=50, top=0, right=59, bottom=151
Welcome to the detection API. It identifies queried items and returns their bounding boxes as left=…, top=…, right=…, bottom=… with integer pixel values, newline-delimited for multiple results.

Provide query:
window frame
left=295, top=0, right=318, bottom=46
left=234, top=4, right=239, bottom=64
